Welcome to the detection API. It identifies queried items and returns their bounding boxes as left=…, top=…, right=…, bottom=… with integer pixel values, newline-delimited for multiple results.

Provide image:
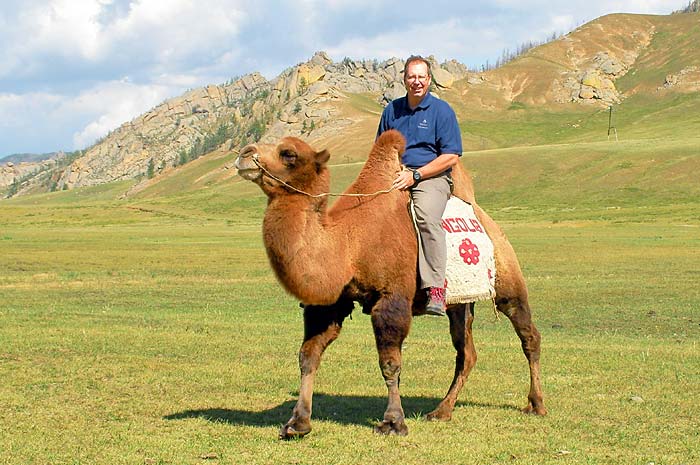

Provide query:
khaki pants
left=410, top=173, right=451, bottom=289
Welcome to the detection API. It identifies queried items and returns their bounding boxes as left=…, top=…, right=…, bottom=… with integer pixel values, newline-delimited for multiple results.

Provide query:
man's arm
left=392, top=153, right=459, bottom=191
left=415, top=153, right=459, bottom=179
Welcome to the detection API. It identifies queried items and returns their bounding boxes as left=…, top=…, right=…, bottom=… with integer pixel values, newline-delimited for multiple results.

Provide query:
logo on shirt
left=418, top=119, right=429, bottom=129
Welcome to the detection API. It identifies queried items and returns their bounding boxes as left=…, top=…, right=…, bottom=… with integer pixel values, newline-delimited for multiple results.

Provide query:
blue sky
left=0, top=0, right=680, bottom=158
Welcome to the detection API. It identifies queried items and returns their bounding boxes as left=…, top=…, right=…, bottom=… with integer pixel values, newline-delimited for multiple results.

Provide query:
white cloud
left=491, top=0, right=671, bottom=12
left=0, top=80, right=175, bottom=153
left=307, top=0, right=389, bottom=8
left=0, top=92, right=63, bottom=127
left=0, top=0, right=248, bottom=81
left=67, top=80, right=174, bottom=148
left=0, top=0, right=683, bottom=156
left=325, top=18, right=507, bottom=69
left=0, top=0, right=103, bottom=78
left=103, top=0, right=247, bottom=63
left=38, top=0, right=103, bottom=59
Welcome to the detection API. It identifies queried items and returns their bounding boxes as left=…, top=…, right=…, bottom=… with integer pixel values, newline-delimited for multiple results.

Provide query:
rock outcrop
left=5, top=11, right=690, bottom=198
left=547, top=15, right=657, bottom=106
left=660, top=66, right=700, bottom=92
left=552, top=51, right=633, bottom=105
left=10, top=51, right=469, bottom=195
left=1, top=155, right=64, bottom=195
left=55, top=74, right=270, bottom=190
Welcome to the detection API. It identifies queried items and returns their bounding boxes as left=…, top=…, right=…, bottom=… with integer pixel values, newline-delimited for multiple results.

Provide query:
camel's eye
left=280, top=149, right=298, bottom=166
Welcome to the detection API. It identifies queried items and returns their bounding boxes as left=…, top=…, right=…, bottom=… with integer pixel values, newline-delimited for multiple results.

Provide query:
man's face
left=404, top=61, right=431, bottom=101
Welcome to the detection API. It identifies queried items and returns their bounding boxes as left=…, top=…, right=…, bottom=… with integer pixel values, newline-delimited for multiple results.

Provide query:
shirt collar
left=405, top=91, right=433, bottom=111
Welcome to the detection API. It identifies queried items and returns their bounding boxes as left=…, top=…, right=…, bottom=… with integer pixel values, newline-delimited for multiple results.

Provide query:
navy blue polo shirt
left=376, top=92, right=462, bottom=169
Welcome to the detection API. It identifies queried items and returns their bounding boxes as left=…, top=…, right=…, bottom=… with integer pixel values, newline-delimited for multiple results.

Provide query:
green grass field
left=2, top=78, right=700, bottom=464
left=2, top=130, right=699, bottom=465
left=4, top=12, right=700, bottom=462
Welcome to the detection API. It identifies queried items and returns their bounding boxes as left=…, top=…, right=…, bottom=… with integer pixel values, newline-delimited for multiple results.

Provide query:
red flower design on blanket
left=459, top=238, right=480, bottom=265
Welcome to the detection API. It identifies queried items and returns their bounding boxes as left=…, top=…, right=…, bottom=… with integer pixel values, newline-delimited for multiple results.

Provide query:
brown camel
left=235, top=129, right=546, bottom=439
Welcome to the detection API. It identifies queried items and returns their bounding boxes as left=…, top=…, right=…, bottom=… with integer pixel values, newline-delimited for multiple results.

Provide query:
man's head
left=403, top=55, right=432, bottom=106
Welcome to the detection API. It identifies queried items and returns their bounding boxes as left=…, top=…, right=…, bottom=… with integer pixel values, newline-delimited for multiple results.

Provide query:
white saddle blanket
left=438, top=196, right=496, bottom=304
left=442, top=196, right=496, bottom=305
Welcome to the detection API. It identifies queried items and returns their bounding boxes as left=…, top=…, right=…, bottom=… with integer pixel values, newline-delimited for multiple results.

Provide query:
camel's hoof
left=522, top=403, right=548, bottom=416
left=374, top=419, right=408, bottom=436
left=425, top=408, right=452, bottom=422
left=279, top=421, right=311, bottom=440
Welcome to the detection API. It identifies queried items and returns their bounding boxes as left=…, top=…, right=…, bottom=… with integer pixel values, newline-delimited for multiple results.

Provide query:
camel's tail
left=451, top=161, right=476, bottom=204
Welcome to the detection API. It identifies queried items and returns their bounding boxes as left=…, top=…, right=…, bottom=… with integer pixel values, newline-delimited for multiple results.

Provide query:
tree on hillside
left=6, top=177, right=20, bottom=197
left=177, top=149, right=188, bottom=166
left=247, top=118, right=266, bottom=142
left=481, top=31, right=563, bottom=71
left=673, top=0, right=700, bottom=13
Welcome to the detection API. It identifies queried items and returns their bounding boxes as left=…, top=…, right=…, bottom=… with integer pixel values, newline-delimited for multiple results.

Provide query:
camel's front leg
left=426, top=302, right=477, bottom=421
left=371, top=295, right=412, bottom=436
left=280, top=300, right=353, bottom=440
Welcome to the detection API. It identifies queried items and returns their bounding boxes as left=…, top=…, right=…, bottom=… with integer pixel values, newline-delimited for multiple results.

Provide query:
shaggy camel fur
left=235, top=129, right=546, bottom=438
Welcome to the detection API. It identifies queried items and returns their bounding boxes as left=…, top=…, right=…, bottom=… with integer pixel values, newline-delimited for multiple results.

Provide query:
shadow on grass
left=164, top=393, right=520, bottom=428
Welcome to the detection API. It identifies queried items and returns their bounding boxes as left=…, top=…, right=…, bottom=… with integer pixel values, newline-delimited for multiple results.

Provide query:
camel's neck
left=264, top=195, right=328, bottom=253
left=263, top=194, right=350, bottom=305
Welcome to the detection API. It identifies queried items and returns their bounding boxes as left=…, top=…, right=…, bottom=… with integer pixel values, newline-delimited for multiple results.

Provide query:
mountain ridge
left=3, top=11, right=699, bottom=198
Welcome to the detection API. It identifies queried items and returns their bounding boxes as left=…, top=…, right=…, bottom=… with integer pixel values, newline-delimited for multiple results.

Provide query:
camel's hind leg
left=279, top=299, right=354, bottom=440
left=371, top=294, right=412, bottom=436
left=426, top=302, right=477, bottom=421
left=496, top=295, right=547, bottom=415
left=468, top=202, right=547, bottom=415
left=452, top=164, right=546, bottom=415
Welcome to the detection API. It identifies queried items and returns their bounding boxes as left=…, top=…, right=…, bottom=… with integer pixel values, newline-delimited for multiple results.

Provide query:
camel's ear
left=315, top=149, right=330, bottom=171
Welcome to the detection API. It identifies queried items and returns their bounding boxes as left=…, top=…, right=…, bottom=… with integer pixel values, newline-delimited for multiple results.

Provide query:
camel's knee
left=298, top=301, right=353, bottom=374
left=520, top=325, right=542, bottom=361
left=495, top=295, right=525, bottom=318
left=298, top=345, right=323, bottom=375
left=379, top=358, right=402, bottom=383
left=371, top=295, right=412, bottom=346
left=510, top=307, right=540, bottom=348
left=298, top=322, right=340, bottom=371
left=451, top=341, right=476, bottom=376
left=496, top=297, right=542, bottom=357
left=452, top=329, right=477, bottom=368
left=371, top=295, right=410, bottom=385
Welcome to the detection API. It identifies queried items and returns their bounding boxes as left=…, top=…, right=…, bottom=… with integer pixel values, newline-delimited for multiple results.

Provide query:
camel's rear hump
left=451, top=162, right=475, bottom=204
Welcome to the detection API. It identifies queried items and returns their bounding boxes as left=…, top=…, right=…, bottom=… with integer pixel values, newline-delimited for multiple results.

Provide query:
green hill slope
left=2, top=12, right=698, bottom=221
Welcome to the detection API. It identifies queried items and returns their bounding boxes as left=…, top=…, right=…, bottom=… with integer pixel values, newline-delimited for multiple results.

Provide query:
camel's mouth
left=235, top=152, right=262, bottom=181
left=237, top=166, right=262, bottom=181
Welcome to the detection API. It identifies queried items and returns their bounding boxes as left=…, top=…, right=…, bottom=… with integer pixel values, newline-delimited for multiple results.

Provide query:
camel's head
left=235, top=137, right=331, bottom=197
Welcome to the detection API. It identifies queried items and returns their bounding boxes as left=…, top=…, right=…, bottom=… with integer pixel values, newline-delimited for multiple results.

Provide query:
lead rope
left=249, top=153, right=501, bottom=318
left=250, top=154, right=399, bottom=198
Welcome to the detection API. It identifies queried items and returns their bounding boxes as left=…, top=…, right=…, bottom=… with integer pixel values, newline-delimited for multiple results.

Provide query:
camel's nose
left=239, top=144, right=257, bottom=159
left=235, top=144, right=258, bottom=170
left=235, top=144, right=263, bottom=181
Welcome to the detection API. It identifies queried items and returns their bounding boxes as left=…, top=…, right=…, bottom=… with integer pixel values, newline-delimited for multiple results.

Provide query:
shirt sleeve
left=436, top=103, right=463, bottom=156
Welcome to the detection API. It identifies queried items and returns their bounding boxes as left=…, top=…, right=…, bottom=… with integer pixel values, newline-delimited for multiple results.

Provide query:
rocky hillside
left=4, top=52, right=468, bottom=197
left=4, top=12, right=699, bottom=198
left=444, top=13, right=699, bottom=113
left=1, top=153, right=66, bottom=197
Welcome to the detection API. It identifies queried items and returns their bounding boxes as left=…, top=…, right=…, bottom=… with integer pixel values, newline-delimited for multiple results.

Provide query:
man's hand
left=392, top=168, right=415, bottom=190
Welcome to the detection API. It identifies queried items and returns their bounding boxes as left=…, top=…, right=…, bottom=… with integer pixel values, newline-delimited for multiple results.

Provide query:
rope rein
left=251, top=154, right=398, bottom=198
